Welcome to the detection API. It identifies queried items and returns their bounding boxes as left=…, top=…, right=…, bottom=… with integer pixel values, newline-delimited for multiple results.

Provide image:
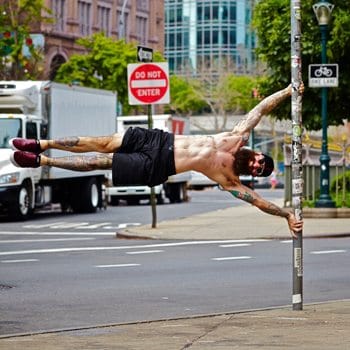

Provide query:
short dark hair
left=233, top=149, right=274, bottom=177
left=234, top=148, right=255, bottom=175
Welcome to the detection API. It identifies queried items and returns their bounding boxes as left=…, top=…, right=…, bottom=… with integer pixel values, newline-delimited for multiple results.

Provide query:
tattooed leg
left=40, top=133, right=124, bottom=153
left=41, top=154, right=113, bottom=171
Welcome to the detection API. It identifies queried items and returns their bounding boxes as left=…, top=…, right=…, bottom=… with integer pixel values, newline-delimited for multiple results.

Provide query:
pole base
left=315, top=199, right=336, bottom=208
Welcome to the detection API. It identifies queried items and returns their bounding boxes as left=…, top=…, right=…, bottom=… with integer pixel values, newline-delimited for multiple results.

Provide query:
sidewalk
left=1, top=301, right=350, bottom=349
left=1, top=198, right=350, bottom=349
left=117, top=198, right=350, bottom=240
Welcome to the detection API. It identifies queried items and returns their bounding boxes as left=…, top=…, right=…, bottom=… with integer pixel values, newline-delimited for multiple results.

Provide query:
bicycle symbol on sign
left=314, top=66, right=333, bottom=77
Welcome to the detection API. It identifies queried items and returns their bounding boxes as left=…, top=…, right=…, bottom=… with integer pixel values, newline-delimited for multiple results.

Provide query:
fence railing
left=283, top=142, right=349, bottom=207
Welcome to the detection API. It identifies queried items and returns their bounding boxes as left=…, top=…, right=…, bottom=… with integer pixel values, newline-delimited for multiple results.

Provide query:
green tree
left=55, top=33, right=164, bottom=114
left=167, top=74, right=258, bottom=132
left=167, top=75, right=208, bottom=116
left=253, top=0, right=350, bottom=130
left=0, top=0, right=51, bottom=80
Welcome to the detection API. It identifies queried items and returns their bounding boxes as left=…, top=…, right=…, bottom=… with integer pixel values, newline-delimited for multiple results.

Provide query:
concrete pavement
left=117, top=197, right=350, bottom=240
left=1, top=193, right=350, bottom=349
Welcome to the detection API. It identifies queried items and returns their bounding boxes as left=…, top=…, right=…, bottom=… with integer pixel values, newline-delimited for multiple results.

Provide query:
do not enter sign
left=127, top=62, right=170, bottom=105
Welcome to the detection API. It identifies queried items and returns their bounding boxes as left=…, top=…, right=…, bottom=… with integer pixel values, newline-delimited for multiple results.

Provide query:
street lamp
left=313, top=1, right=335, bottom=208
left=119, top=0, right=129, bottom=40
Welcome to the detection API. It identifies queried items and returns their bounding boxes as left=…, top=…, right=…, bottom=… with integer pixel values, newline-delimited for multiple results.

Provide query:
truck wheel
left=10, top=184, right=33, bottom=220
left=156, top=191, right=164, bottom=204
left=166, top=183, right=182, bottom=203
left=109, top=196, right=120, bottom=206
left=80, top=178, right=100, bottom=213
left=126, top=198, right=139, bottom=205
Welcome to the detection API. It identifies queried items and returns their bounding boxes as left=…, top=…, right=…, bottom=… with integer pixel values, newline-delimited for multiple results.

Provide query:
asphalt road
left=1, top=234, right=350, bottom=335
left=0, top=188, right=283, bottom=232
left=1, top=189, right=349, bottom=336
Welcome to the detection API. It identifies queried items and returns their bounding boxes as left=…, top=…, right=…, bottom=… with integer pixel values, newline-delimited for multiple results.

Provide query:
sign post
left=127, top=59, right=170, bottom=228
left=290, top=0, right=303, bottom=311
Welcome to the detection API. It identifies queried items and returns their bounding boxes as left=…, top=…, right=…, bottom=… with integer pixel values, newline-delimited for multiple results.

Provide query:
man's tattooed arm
left=229, top=189, right=290, bottom=218
left=227, top=186, right=302, bottom=237
left=232, top=86, right=291, bottom=135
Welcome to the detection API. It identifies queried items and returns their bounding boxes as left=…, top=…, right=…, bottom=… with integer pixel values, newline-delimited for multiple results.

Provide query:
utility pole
left=290, top=0, right=303, bottom=311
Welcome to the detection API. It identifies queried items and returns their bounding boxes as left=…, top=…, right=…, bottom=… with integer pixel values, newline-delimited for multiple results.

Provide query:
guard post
left=290, top=0, right=303, bottom=310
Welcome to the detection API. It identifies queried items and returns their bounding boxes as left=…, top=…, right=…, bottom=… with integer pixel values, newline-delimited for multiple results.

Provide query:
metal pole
left=315, top=19, right=335, bottom=207
left=119, top=0, right=129, bottom=39
left=290, top=0, right=303, bottom=310
left=147, top=104, right=157, bottom=228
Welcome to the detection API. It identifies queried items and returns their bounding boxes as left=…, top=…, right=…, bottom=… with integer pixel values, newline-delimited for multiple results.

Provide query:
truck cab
left=0, top=83, right=46, bottom=219
left=0, top=81, right=116, bottom=220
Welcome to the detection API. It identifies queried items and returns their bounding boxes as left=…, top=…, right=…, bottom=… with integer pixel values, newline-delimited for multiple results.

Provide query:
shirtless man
left=10, top=84, right=303, bottom=237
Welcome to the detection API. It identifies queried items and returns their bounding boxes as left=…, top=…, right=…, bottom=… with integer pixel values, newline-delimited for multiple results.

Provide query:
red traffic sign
left=127, top=62, right=170, bottom=105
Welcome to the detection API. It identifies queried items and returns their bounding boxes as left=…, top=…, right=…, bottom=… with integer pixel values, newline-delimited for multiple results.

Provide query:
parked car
left=187, top=171, right=217, bottom=190
left=239, top=175, right=258, bottom=189
left=188, top=171, right=260, bottom=190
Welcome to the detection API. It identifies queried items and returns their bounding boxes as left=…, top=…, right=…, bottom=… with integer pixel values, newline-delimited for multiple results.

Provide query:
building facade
left=38, top=0, right=164, bottom=79
left=164, top=0, right=256, bottom=78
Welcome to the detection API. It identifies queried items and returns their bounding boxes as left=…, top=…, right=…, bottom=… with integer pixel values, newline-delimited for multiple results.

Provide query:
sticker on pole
left=127, top=62, right=170, bottom=105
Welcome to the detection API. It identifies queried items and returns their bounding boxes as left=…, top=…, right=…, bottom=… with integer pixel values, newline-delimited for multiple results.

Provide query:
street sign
left=137, top=46, right=153, bottom=62
left=127, top=62, right=170, bottom=105
left=308, top=64, right=339, bottom=87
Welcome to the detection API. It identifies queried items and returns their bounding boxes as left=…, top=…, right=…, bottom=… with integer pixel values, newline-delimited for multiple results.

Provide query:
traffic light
left=0, top=31, right=14, bottom=56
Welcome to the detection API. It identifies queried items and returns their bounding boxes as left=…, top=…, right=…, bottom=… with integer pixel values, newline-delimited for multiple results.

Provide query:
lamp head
left=313, top=2, right=334, bottom=25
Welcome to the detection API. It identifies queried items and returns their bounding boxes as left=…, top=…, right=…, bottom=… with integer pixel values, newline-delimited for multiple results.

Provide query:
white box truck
left=0, top=81, right=116, bottom=220
left=106, top=114, right=191, bottom=205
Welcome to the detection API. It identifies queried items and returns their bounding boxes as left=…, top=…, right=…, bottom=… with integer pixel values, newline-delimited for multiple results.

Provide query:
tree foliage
left=55, top=33, right=164, bottom=114
left=166, top=75, right=208, bottom=116
left=253, top=0, right=350, bottom=130
left=0, top=0, right=51, bottom=80
left=166, top=74, right=258, bottom=132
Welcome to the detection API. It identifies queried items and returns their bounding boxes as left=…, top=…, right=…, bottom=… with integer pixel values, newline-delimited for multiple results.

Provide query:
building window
left=98, top=5, right=111, bottom=36
left=137, top=0, right=149, bottom=11
left=136, top=15, right=148, bottom=45
left=51, top=0, right=65, bottom=32
left=78, top=1, right=92, bottom=36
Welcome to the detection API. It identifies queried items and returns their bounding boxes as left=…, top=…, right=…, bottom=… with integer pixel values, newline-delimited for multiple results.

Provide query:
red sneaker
left=10, top=151, right=41, bottom=168
left=9, top=138, right=42, bottom=154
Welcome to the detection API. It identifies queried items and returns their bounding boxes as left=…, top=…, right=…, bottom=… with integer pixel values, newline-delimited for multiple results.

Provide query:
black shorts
left=112, top=127, right=176, bottom=187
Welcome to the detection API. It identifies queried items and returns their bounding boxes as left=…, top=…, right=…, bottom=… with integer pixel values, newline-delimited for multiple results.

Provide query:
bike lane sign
left=308, top=64, right=338, bottom=87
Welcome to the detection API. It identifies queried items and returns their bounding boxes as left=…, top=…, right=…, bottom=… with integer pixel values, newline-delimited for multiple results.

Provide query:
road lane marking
left=219, top=243, right=251, bottom=248
left=0, top=240, right=269, bottom=256
left=22, top=222, right=69, bottom=228
left=310, top=250, right=346, bottom=255
left=0, top=238, right=96, bottom=243
left=212, top=256, right=252, bottom=261
left=22, top=222, right=140, bottom=230
left=126, top=250, right=164, bottom=255
left=95, top=264, right=140, bottom=268
left=1, top=259, right=39, bottom=263
left=0, top=232, right=115, bottom=236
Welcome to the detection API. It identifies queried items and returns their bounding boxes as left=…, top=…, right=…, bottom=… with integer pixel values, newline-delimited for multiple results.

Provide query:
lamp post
left=313, top=1, right=335, bottom=208
left=119, top=0, right=129, bottom=39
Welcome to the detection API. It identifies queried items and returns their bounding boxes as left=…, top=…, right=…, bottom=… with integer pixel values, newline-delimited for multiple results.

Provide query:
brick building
left=38, top=0, right=164, bottom=79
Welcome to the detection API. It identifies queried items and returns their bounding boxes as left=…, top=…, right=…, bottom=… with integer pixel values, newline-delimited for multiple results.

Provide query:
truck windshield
left=0, top=118, right=22, bottom=148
